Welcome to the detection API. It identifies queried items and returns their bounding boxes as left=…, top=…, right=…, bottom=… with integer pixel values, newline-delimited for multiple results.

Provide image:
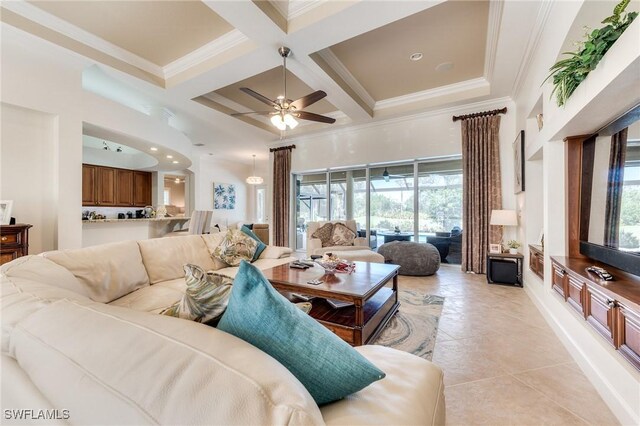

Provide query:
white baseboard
left=524, top=281, right=639, bottom=426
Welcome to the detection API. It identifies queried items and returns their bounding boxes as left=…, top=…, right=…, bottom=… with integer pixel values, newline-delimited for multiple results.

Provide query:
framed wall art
left=513, top=130, right=525, bottom=193
left=213, top=183, right=236, bottom=210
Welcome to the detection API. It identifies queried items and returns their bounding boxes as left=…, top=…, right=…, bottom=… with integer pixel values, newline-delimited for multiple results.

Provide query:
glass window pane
left=295, top=173, right=327, bottom=251
left=369, top=164, right=415, bottom=248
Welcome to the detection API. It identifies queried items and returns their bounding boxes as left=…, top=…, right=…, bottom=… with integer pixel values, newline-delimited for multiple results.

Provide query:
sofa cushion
left=213, top=230, right=258, bottom=266
left=2, top=255, right=88, bottom=297
left=200, top=233, right=234, bottom=269
left=218, top=261, right=385, bottom=405
left=108, top=278, right=185, bottom=314
left=321, top=345, right=446, bottom=426
left=160, top=265, right=232, bottom=323
left=240, top=225, right=267, bottom=261
left=331, top=223, right=356, bottom=246
left=1, top=274, right=89, bottom=353
left=260, top=245, right=293, bottom=259
left=216, top=256, right=296, bottom=278
left=311, top=223, right=334, bottom=247
left=43, top=240, right=149, bottom=303
left=137, top=235, right=217, bottom=284
left=10, top=299, right=324, bottom=425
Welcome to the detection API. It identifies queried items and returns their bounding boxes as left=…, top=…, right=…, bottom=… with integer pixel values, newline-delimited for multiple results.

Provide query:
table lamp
left=490, top=209, right=518, bottom=252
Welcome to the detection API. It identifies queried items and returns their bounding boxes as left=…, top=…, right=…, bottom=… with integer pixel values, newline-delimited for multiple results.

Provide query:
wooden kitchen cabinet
left=551, top=261, right=567, bottom=299
left=82, top=164, right=98, bottom=206
left=585, top=284, right=617, bottom=346
left=133, top=171, right=152, bottom=206
left=617, top=305, right=640, bottom=370
left=567, top=275, right=586, bottom=317
left=115, top=169, right=134, bottom=206
left=82, top=164, right=152, bottom=208
left=529, top=244, right=544, bottom=280
left=97, top=167, right=116, bottom=206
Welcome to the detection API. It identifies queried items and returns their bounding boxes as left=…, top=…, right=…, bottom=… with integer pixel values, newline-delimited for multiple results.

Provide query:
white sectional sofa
left=1, top=234, right=445, bottom=425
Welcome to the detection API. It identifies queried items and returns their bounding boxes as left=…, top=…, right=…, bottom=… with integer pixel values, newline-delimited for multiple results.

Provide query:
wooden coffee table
left=262, top=261, right=400, bottom=346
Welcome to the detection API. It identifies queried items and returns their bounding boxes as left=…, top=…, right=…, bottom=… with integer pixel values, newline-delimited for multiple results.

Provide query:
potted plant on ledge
left=506, top=240, right=521, bottom=255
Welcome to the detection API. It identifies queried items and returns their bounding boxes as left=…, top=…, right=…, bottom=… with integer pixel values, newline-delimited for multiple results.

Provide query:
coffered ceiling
left=29, top=1, right=234, bottom=66
left=1, top=0, right=546, bottom=162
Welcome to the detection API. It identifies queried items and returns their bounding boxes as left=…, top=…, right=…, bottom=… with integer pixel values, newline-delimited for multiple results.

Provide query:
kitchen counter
left=82, top=217, right=190, bottom=247
left=83, top=217, right=190, bottom=223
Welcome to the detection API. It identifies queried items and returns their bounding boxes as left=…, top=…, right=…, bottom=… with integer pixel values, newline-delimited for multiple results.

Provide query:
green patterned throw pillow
left=240, top=225, right=266, bottom=262
left=161, top=264, right=233, bottom=323
left=217, top=261, right=385, bottom=405
left=213, top=229, right=258, bottom=266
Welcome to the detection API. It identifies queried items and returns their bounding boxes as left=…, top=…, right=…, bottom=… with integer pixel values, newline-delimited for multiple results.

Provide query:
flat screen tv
left=579, top=103, right=640, bottom=276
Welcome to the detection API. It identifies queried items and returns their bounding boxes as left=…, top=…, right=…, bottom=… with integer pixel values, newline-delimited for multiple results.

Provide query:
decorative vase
left=536, top=113, right=544, bottom=130
left=509, top=248, right=518, bottom=254
left=156, top=205, right=167, bottom=218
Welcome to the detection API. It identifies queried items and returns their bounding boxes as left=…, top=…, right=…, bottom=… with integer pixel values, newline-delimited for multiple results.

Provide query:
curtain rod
left=452, top=107, right=507, bottom=122
left=269, top=144, right=296, bottom=152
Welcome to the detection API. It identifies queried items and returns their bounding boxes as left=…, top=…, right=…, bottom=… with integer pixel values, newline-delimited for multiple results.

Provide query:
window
left=163, top=189, right=170, bottom=205
left=256, top=187, right=266, bottom=223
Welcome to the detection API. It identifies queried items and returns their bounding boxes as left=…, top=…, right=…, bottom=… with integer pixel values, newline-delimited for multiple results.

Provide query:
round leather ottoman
left=331, top=249, right=385, bottom=263
left=377, top=241, right=440, bottom=276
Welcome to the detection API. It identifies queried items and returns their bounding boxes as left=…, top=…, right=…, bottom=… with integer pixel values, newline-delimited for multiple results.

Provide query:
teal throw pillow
left=217, top=261, right=385, bottom=405
left=240, top=225, right=266, bottom=261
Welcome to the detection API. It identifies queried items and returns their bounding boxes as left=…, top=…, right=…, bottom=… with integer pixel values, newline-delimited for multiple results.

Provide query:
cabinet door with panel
left=585, top=284, right=617, bottom=346
left=82, top=164, right=97, bottom=206
left=115, top=169, right=134, bottom=206
left=617, top=305, right=640, bottom=370
left=551, top=262, right=567, bottom=299
left=97, top=167, right=116, bottom=206
left=133, top=171, right=152, bottom=206
left=566, top=275, right=586, bottom=317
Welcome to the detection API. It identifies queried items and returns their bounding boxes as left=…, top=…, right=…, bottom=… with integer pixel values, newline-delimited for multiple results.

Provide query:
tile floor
left=400, top=264, right=619, bottom=426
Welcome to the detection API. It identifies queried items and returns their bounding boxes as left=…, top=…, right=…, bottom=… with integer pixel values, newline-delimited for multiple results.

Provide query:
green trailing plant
left=506, top=240, right=521, bottom=249
left=544, top=0, right=637, bottom=107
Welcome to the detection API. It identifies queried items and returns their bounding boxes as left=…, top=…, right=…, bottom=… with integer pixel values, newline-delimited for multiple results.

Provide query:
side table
left=486, top=252, right=524, bottom=287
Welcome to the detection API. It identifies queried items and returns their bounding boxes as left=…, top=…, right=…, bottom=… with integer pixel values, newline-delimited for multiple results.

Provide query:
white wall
left=194, top=157, right=252, bottom=228
left=512, top=1, right=640, bottom=424
left=0, top=104, right=56, bottom=254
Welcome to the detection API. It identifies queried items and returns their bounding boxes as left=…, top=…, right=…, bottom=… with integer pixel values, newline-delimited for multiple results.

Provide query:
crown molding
left=374, top=78, right=490, bottom=111
left=277, top=95, right=513, bottom=146
left=289, top=0, right=326, bottom=20
left=483, top=0, right=504, bottom=80
left=163, top=30, right=249, bottom=79
left=512, top=0, right=554, bottom=100
left=317, top=49, right=376, bottom=110
left=268, top=0, right=289, bottom=19
left=2, top=0, right=163, bottom=78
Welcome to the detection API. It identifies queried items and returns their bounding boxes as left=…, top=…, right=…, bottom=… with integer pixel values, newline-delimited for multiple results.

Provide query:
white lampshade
left=490, top=209, right=518, bottom=226
left=246, top=176, right=264, bottom=185
left=283, top=113, right=298, bottom=129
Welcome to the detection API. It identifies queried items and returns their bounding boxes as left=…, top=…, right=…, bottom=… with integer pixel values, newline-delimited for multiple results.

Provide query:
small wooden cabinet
left=82, top=164, right=152, bottom=207
left=528, top=244, right=544, bottom=280
left=0, top=224, right=32, bottom=265
left=551, top=256, right=640, bottom=371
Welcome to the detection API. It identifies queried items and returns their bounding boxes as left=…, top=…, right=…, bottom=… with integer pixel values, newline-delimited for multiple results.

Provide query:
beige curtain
left=461, top=115, right=503, bottom=273
left=272, top=148, right=293, bottom=247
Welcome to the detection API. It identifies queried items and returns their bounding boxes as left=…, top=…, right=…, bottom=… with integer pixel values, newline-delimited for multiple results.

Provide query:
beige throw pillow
left=213, top=230, right=258, bottom=266
left=331, top=223, right=356, bottom=246
left=311, top=223, right=334, bottom=247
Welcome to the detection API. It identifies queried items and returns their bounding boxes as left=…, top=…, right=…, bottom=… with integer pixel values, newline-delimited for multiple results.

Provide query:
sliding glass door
left=293, top=158, right=463, bottom=263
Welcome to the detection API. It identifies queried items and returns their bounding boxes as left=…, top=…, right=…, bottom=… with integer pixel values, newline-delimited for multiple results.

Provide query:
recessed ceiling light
left=409, top=52, right=423, bottom=61
left=193, top=143, right=205, bottom=147
left=150, top=147, right=158, bottom=151
left=208, top=153, right=214, bottom=156
left=172, top=160, right=179, bottom=164
left=166, top=155, right=173, bottom=159
left=435, top=62, right=454, bottom=72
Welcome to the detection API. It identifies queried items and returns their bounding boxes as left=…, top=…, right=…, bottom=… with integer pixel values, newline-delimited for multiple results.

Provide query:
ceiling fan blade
left=230, top=111, right=273, bottom=116
left=290, top=90, right=327, bottom=110
left=295, top=110, right=336, bottom=124
left=239, top=87, right=278, bottom=107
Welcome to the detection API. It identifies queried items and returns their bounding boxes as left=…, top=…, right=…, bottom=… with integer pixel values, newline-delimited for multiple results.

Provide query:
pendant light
left=246, top=154, right=264, bottom=185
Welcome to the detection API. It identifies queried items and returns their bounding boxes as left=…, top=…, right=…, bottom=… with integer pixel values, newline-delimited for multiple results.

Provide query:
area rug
left=371, top=291, right=444, bottom=361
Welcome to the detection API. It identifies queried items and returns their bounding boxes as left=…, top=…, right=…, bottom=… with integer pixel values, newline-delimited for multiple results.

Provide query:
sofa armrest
left=259, top=245, right=293, bottom=259
left=354, top=237, right=369, bottom=247
left=307, top=238, right=322, bottom=255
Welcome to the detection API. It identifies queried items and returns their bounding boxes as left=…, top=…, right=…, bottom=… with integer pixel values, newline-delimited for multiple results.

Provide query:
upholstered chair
left=166, top=211, right=212, bottom=236
left=306, top=220, right=370, bottom=256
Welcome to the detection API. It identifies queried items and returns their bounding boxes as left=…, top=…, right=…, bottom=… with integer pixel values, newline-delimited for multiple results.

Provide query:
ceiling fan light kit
left=232, top=47, right=336, bottom=131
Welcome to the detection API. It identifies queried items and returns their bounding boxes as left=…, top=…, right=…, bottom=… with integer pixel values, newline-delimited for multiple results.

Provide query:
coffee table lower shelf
left=292, top=287, right=399, bottom=346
